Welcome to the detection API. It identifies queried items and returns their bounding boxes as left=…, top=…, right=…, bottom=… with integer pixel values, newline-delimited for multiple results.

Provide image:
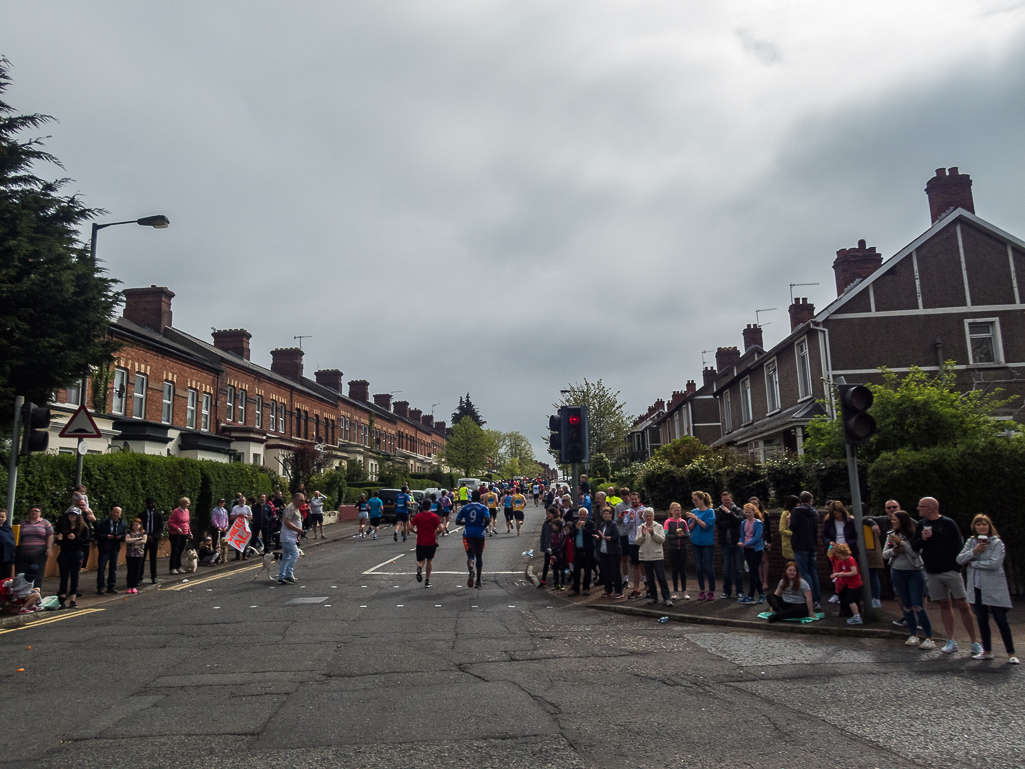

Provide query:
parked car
left=410, top=490, right=425, bottom=507
left=377, top=488, right=402, bottom=522
left=457, top=478, right=482, bottom=493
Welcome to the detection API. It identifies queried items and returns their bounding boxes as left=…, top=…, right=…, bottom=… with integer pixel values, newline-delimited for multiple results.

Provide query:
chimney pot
left=925, top=166, right=974, bottom=223
left=421, top=414, right=434, bottom=428
left=789, top=298, right=816, bottom=330
left=409, top=408, right=423, bottom=423
left=833, top=240, right=883, bottom=295
left=742, top=323, right=764, bottom=353
left=702, top=366, right=716, bottom=387
left=270, top=347, right=304, bottom=381
left=686, top=380, right=696, bottom=394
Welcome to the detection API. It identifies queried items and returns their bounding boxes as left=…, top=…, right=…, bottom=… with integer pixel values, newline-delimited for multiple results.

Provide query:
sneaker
left=107, top=589, right=118, bottom=594
left=846, top=615, right=863, bottom=625
left=970, top=642, right=984, bottom=655
left=613, top=593, right=625, bottom=599
left=536, top=581, right=546, bottom=589
left=720, top=592, right=730, bottom=600
left=19, top=608, right=34, bottom=614
left=402, top=536, right=407, bottom=542
left=373, top=534, right=377, bottom=540
left=467, top=573, right=475, bottom=588
left=416, top=566, right=423, bottom=583
left=758, top=594, right=766, bottom=604
left=697, top=592, right=706, bottom=601
left=941, top=640, right=959, bottom=654
left=905, top=636, right=921, bottom=647
left=97, top=589, right=105, bottom=595
left=828, top=595, right=841, bottom=604
left=627, top=591, right=641, bottom=600
left=737, top=596, right=755, bottom=604
left=151, top=579, right=158, bottom=585
left=285, top=576, right=299, bottom=584
left=813, top=602, right=822, bottom=612
left=475, top=581, right=482, bottom=589
left=705, top=593, right=716, bottom=601
left=871, top=599, right=882, bottom=608
left=278, top=579, right=286, bottom=584
left=1009, top=656, right=1020, bottom=665
left=920, top=638, right=937, bottom=650
left=646, top=598, right=658, bottom=605
left=664, top=600, right=673, bottom=607
left=893, top=618, right=908, bottom=627
left=424, top=579, right=431, bottom=587
left=394, top=532, right=398, bottom=542
left=683, top=593, right=691, bottom=600
left=972, top=651, right=994, bottom=660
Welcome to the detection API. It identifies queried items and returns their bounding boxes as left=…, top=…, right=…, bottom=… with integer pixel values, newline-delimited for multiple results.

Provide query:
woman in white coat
left=956, top=514, right=1018, bottom=664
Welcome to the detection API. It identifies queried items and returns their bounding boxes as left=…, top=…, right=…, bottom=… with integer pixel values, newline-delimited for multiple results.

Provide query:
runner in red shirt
left=410, top=500, right=443, bottom=588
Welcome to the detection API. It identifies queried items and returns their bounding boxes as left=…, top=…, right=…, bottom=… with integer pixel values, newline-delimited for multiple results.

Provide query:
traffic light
left=563, top=405, right=589, bottom=464
left=548, top=414, right=563, bottom=462
left=838, top=384, right=876, bottom=445
left=20, top=402, right=51, bottom=455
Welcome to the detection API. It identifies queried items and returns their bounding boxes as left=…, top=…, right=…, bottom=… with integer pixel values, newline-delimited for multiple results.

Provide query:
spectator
left=957, top=514, right=1018, bottom=664
left=779, top=494, right=799, bottom=562
left=0, top=509, right=15, bottom=580
left=251, top=494, right=273, bottom=553
left=309, top=491, right=326, bottom=540
left=911, top=497, right=981, bottom=655
left=829, top=542, right=863, bottom=625
left=862, top=502, right=885, bottom=608
left=883, top=511, right=935, bottom=649
left=197, top=535, right=218, bottom=566
left=1, top=571, right=42, bottom=615
left=687, top=491, right=717, bottom=601
left=139, top=497, right=164, bottom=585
left=210, top=498, right=229, bottom=543
left=595, top=506, right=623, bottom=598
left=570, top=506, right=596, bottom=596
left=69, top=492, right=97, bottom=575
left=230, top=494, right=252, bottom=561
left=54, top=507, right=90, bottom=609
left=715, top=491, right=744, bottom=599
left=749, top=496, right=771, bottom=597
left=537, top=506, right=556, bottom=589
left=15, top=505, right=53, bottom=590
left=789, top=491, right=822, bottom=611
left=765, top=561, right=815, bottom=622
left=124, top=518, right=147, bottom=594
left=277, top=494, right=305, bottom=584
left=737, top=503, right=765, bottom=604
left=168, top=497, right=192, bottom=575
left=94, top=506, right=126, bottom=595
left=664, top=502, right=690, bottom=600
left=636, top=508, right=672, bottom=607
left=822, top=501, right=859, bottom=605
left=622, top=492, right=645, bottom=599
left=549, top=519, right=568, bottom=591
left=614, top=488, right=632, bottom=589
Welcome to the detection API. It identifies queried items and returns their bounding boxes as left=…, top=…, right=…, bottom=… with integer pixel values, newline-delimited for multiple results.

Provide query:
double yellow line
left=164, top=564, right=261, bottom=591
left=0, top=607, right=105, bottom=635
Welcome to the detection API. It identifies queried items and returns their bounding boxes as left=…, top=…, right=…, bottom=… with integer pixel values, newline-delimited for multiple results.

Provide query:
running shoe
left=1009, top=656, right=1020, bottom=665
left=828, top=594, right=841, bottom=604
left=905, top=636, right=921, bottom=647
left=737, top=596, right=755, bottom=604
left=846, top=615, right=863, bottom=625
left=697, top=592, right=705, bottom=601
left=424, top=580, right=431, bottom=588
left=971, top=651, right=994, bottom=660
left=871, top=599, right=882, bottom=608
left=970, top=642, right=984, bottom=655
left=919, top=638, right=936, bottom=650
left=475, top=581, right=482, bottom=589
left=416, top=566, right=423, bottom=583
left=941, top=640, right=958, bottom=653
left=394, top=531, right=398, bottom=542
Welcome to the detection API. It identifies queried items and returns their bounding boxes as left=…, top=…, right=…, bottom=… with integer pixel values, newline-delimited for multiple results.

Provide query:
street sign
left=59, top=404, right=102, bottom=439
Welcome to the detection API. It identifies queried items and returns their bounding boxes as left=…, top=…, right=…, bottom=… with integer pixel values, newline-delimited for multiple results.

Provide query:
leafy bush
left=637, top=459, right=689, bottom=510
left=652, top=437, right=708, bottom=467
left=721, top=460, right=770, bottom=503
left=763, top=453, right=804, bottom=502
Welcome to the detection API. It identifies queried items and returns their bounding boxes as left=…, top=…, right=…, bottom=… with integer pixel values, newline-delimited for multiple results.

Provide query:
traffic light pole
left=6, top=396, right=24, bottom=515
left=845, top=443, right=876, bottom=619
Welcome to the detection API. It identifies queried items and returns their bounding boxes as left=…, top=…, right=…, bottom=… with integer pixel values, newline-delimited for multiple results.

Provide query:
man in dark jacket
left=95, top=506, right=127, bottom=594
left=140, top=497, right=164, bottom=585
left=570, top=508, right=597, bottom=594
left=715, top=492, right=745, bottom=599
left=789, top=491, right=822, bottom=610
left=251, top=494, right=273, bottom=554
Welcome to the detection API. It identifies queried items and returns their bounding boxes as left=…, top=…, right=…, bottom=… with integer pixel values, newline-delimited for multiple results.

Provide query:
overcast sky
left=4, top=1, right=1025, bottom=461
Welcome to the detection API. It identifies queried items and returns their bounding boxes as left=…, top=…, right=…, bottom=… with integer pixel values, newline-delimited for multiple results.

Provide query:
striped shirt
left=17, top=518, right=53, bottom=554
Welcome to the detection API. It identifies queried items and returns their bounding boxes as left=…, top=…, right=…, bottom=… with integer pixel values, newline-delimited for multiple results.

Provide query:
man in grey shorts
left=910, top=497, right=980, bottom=655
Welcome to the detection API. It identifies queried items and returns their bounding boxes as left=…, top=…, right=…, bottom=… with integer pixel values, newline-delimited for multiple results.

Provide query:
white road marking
left=362, top=554, right=406, bottom=574
left=365, top=571, right=523, bottom=576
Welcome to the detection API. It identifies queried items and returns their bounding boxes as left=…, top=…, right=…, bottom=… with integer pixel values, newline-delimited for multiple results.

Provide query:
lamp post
left=75, top=215, right=170, bottom=486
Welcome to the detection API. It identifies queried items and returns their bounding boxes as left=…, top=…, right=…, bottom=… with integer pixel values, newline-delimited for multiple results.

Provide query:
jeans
left=972, top=589, right=1015, bottom=654
left=793, top=551, right=821, bottom=604
left=719, top=542, right=744, bottom=596
left=869, top=568, right=882, bottom=602
left=891, top=568, right=932, bottom=637
left=96, top=550, right=119, bottom=591
left=692, top=544, right=716, bottom=593
left=643, top=560, right=671, bottom=602
left=278, top=539, right=299, bottom=579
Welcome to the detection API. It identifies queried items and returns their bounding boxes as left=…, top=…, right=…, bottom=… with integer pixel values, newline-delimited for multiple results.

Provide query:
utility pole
left=6, top=396, right=24, bottom=515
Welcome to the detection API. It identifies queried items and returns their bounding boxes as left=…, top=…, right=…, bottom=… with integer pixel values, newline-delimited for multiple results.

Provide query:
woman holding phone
left=957, top=514, right=1018, bottom=664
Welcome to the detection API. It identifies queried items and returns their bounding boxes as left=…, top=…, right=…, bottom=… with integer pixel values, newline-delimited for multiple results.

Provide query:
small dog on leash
left=254, top=548, right=304, bottom=580
left=218, top=537, right=229, bottom=565
left=181, top=547, right=199, bottom=573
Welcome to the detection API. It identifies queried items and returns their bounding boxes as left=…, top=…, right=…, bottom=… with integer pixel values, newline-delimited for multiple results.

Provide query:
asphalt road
left=1, top=510, right=1021, bottom=769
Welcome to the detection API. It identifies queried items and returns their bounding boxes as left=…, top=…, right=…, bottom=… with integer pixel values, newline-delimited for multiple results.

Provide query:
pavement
left=2, top=509, right=1022, bottom=769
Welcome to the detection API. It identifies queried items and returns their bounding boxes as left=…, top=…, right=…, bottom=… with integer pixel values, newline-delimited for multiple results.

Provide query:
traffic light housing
left=548, top=414, right=563, bottom=461
left=838, top=384, right=876, bottom=445
left=562, top=405, right=589, bottom=464
left=20, top=402, right=51, bottom=455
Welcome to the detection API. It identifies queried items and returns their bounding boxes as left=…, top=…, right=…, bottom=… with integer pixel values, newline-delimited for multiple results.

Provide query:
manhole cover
left=286, top=596, right=328, bottom=604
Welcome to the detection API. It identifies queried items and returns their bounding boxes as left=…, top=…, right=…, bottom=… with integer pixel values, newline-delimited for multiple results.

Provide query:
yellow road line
left=164, top=565, right=260, bottom=591
left=0, top=607, right=105, bottom=634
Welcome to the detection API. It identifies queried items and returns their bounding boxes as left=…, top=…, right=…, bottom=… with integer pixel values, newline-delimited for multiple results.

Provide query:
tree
left=281, top=443, right=329, bottom=494
left=589, top=452, right=612, bottom=480
left=439, top=416, right=493, bottom=476
left=551, top=379, right=632, bottom=463
left=652, top=436, right=709, bottom=468
left=0, top=58, right=121, bottom=428
left=803, top=362, right=1015, bottom=462
left=501, top=457, right=521, bottom=478
left=451, top=393, right=486, bottom=427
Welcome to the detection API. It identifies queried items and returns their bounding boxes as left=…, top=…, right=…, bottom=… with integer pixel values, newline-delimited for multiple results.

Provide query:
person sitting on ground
left=765, top=561, right=815, bottom=623
left=198, top=536, right=218, bottom=566
left=0, top=571, right=43, bottom=614
left=829, top=542, right=863, bottom=625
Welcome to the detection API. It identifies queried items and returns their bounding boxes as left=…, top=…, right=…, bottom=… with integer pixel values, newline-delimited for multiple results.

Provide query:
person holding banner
left=230, top=495, right=252, bottom=560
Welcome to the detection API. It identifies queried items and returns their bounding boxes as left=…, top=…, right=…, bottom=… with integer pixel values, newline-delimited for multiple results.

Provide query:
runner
left=394, top=485, right=411, bottom=542
left=502, top=489, right=515, bottom=534
left=410, top=499, right=443, bottom=588
left=438, top=490, right=452, bottom=536
left=456, top=490, right=490, bottom=589
left=532, top=482, right=540, bottom=507
left=512, top=488, right=527, bottom=536
left=367, top=491, right=384, bottom=540
left=482, top=485, right=500, bottom=536
left=356, top=493, right=369, bottom=538
left=457, top=483, right=469, bottom=510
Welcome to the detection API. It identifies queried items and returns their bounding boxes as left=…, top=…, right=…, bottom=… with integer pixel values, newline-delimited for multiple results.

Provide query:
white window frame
left=237, top=389, right=246, bottom=424
left=186, top=389, right=197, bottom=429
left=201, top=393, right=211, bottom=432
left=764, top=358, right=781, bottom=414
left=965, top=317, right=1004, bottom=365
left=112, top=368, right=128, bottom=416
left=132, top=374, right=148, bottom=420
left=162, top=381, right=174, bottom=424
left=269, top=399, right=277, bottom=432
left=255, top=395, right=263, bottom=429
left=226, top=386, right=235, bottom=422
left=65, top=381, right=83, bottom=406
left=795, top=337, right=812, bottom=400
left=740, top=377, right=753, bottom=425
left=722, top=390, right=733, bottom=433
left=278, top=403, right=285, bottom=433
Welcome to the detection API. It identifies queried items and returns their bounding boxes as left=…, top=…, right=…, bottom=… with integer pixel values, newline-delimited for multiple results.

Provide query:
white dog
left=253, top=548, right=304, bottom=580
left=181, top=547, right=199, bottom=574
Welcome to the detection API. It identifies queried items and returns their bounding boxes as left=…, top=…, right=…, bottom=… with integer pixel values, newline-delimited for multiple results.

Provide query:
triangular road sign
left=59, top=404, right=102, bottom=439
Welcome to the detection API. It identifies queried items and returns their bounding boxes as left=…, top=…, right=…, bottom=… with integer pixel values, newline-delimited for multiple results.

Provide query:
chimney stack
left=715, top=346, right=740, bottom=373
left=393, top=400, right=409, bottom=418
left=702, top=367, right=717, bottom=387
left=833, top=239, right=882, bottom=295
left=314, top=369, right=343, bottom=392
left=373, top=393, right=393, bottom=411
left=347, top=379, right=370, bottom=402
left=270, top=348, right=304, bottom=381
left=926, top=167, right=974, bottom=223
left=409, top=408, right=423, bottom=423
left=742, top=324, right=763, bottom=353
left=789, top=298, right=815, bottom=331
left=211, top=329, right=252, bottom=361
left=434, top=420, right=446, bottom=432
left=686, top=380, right=696, bottom=394
left=123, top=285, right=174, bottom=334
left=421, top=414, right=434, bottom=428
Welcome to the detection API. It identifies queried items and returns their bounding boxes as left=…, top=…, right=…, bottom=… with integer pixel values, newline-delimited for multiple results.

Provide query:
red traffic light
left=568, top=414, right=581, bottom=426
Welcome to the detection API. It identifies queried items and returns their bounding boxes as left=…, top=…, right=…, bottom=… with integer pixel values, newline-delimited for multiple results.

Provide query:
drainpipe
left=934, top=336, right=944, bottom=368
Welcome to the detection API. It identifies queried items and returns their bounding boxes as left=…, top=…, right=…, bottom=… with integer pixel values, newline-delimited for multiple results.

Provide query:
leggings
left=972, top=589, right=1015, bottom=654
left=126, top=556, right=144, bottom=589
left=666, top=547, right=687, bottom=591
left=552, top=556, right=566, bottom=587
left=57, top=547, right=82, bottom=599
left=464, top=537, right=485, bottom=583
left=692, top=544, right=715, bottom=593
left=744, top=549, right=763, bottom=597
left=766, top=593, right=810, bottom=621
left=599, top=552, right=622, bottom=595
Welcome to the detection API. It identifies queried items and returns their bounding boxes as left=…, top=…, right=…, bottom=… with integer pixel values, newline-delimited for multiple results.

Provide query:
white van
left=457, top=478, right=482, bottom=493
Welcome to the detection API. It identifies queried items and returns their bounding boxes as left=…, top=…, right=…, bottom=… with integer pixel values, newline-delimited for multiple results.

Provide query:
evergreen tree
left=0, top=58, right=121, bottom=427
left=451, top=392, right=485, bottom=427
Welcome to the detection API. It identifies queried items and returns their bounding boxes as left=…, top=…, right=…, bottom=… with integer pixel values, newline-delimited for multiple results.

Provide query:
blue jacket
left=689, top=508, right=716, bottom=546
left=738, top=519, right=764, bottom=551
